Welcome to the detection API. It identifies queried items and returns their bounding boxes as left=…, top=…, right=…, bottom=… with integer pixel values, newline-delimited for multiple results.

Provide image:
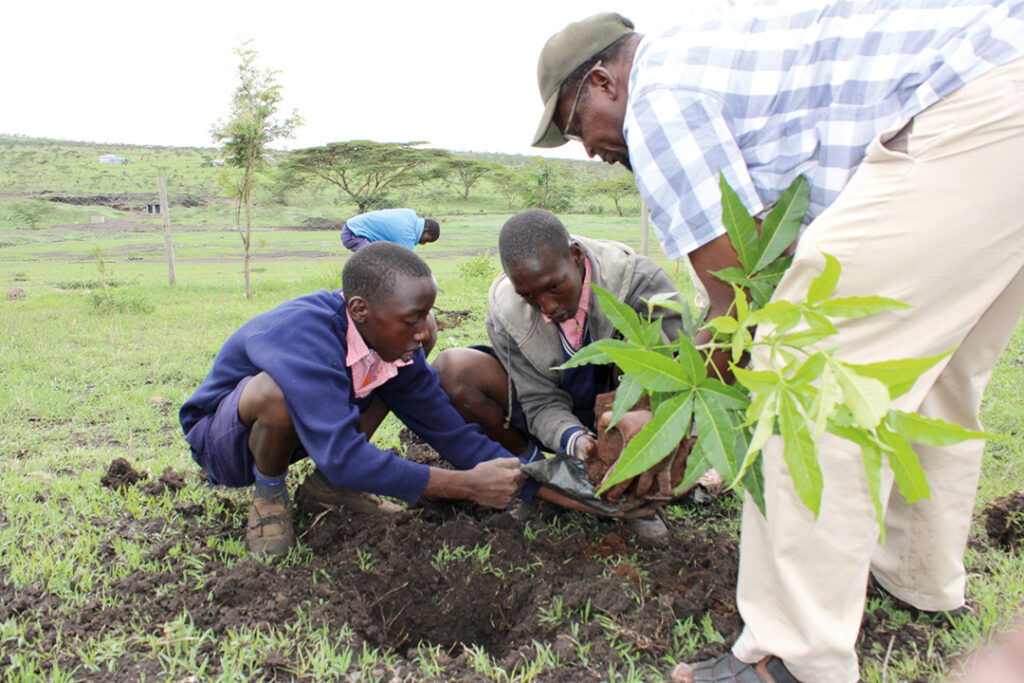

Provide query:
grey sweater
left=486, top=236, right=684, bottom=451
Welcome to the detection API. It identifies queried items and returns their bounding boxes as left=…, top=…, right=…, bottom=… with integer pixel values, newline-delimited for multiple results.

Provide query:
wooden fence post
left=158, top=176, right=176, bottom=285
left=640, top=198, right=650, bottom=257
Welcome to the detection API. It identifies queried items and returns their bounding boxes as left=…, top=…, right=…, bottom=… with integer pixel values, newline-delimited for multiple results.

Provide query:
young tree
left=211, top=41, right=301, bottom=299
left=281, top=141, right=450, bottom=213
left=587, top=175, right=638, bottom=217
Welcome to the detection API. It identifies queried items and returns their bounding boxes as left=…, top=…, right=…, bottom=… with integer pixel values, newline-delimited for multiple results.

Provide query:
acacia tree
left=281, top=141, right=450, bottom=213
left=437, top=158, right=498, bottom=200
left=517, top=157, right=574, bottom=212
left=211, top=41, right=301, bottom=299
left=587, top=175, right=638, bottom=216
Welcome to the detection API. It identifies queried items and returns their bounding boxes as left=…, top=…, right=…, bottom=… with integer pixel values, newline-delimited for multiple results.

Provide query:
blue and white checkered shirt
left=626, top=0, right=1024, bottom=259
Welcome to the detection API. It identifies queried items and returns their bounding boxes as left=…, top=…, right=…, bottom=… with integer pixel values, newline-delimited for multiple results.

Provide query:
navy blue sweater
left=180, top=290, right=536, bottom=503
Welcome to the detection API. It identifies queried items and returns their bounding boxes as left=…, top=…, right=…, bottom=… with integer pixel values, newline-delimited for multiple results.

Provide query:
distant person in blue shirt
left=340, top=208, right=440, bottom=253
left=179, top=243, right=536, bottom=560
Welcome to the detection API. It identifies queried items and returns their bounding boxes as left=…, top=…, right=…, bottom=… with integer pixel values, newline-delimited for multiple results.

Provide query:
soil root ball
left=101, top=457, right=144, bottom=490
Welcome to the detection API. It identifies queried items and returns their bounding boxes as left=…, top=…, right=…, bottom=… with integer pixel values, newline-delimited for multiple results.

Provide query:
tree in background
left=436, top=158, right=498, bottom=201
left=587, top=175, right=638, bottom=217
left=211, top=41, right=301, bottom=299
left=491, top=167, right=525, bottom=210
left=281, top=141, right=449, bottom=214
left=517, top=157, right=574, bottom=213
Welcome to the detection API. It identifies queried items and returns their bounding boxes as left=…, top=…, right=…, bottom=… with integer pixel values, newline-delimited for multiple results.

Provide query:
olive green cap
left=532, top=12, right=634, bottom=148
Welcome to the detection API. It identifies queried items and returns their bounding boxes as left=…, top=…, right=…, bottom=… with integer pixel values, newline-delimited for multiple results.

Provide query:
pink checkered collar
left=541, top=255, right=592, bottom=351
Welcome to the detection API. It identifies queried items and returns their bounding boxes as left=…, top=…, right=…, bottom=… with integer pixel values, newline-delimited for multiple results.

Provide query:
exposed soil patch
left=280, top=217, right=345, bottom=231
left=434, top=309, right=474, bottom=331
left=44, top=193, right=208, bottom=211
left=985, top=489, right=1024, bottom=550
left=3, top=453, right=996, bottom=680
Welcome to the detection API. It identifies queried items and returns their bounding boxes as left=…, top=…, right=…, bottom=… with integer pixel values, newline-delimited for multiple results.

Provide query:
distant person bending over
left=340, top=208, right=440, bottom=253
left=433, top=209, right=686, bottom=544
left=179, top=242, right=534, bottom=559
left=340, top=208, right=441, bottom=357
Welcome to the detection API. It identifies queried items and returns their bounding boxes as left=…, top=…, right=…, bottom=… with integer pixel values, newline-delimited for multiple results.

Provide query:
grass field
left=1, top=136, right=1023, bottom=682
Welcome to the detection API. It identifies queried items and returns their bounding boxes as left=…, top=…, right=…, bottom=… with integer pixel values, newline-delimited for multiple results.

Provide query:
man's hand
left=568, top=432, right=598, bottom=462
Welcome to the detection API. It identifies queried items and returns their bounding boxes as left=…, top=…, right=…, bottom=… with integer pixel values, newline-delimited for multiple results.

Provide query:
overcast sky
left=0, top=1, right=727, bottom=161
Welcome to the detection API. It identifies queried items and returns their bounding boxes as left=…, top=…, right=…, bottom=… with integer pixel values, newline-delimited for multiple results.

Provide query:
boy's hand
left=462, top=458, right=526, bottom=508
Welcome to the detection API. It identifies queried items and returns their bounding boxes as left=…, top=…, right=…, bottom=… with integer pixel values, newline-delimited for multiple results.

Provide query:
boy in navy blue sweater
left=180, top=242, right=538, bottom=558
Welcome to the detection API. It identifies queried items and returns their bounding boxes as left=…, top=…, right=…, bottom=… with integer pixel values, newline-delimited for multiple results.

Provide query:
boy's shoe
left=626, top=508, right=670, bottom=546
left=295, top=469, right=404, bottom=515
left=246, top=495, right=294, bottom=559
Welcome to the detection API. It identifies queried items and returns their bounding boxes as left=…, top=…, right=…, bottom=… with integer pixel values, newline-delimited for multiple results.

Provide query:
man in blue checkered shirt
left=534, top=3, right=1024, bottom=682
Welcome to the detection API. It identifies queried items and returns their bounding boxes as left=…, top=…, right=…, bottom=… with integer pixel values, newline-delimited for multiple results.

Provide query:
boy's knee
left=239, top=373, right=293, bottom=429
left=433, top=349, right=463, bottom=393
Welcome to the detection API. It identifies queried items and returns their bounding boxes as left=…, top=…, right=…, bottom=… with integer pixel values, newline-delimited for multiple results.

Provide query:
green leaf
left=697, top=377, right=751, bottom=411
left=830, top=424, right=886, bottom=539
left=747, top=279, right=776, bottom=309
left=693, top=387, right=739, bottom=480
left=781, top=309, right=837, bottom=346
left=646, top=292, right=689, bottom=316
left=752, top=175, right=808, bottom=273
left=809, top=363, right=840, bottom=436
left=598, top=393, right=694, bottom=493
left=720, top=172, right=758, bottom=272
left=591, top=284, right=645, bottom=342
left=709, top=316, right=739, bottom=335
left=733, top=367, right=780, bottom=394
left=638, top=317, right=664, bottom=348
left=711, top=266, right=749, bottom=287
left=676, top=336, right=707, bottom=386
left=739, top=451, right=767, bottom=516
left=554, top=338, right=637, bottom=370
left=731, top=326, right=752, bottom=365
left=739, top=390, right=777, bottom=481
left=788, top=352, right=826, bottom=386
left=605, top=374, right=646, bottom=431
left=747, top=300, right=801, bottom=328
left=886, top=410, right=994, bottom=446
left=834, top=363, right=890, bottom=429
left=845, top=350, right=953, bottom=399
left=778, top=391, right=822, bottom=515
left=878, top=425, right=930, bottom=504
left=679, top=442, right=714, bottom=492
left=806, top=253, right=840, bottom=305
left=602, top=346, right=695, bottom=392
left=820, top=296, right=910, bottom=319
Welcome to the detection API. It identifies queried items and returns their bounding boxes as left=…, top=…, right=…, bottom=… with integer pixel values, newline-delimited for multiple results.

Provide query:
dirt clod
left=100, top=457, right=144, bottom=489
left=985, top=490, right=1024, bottom=550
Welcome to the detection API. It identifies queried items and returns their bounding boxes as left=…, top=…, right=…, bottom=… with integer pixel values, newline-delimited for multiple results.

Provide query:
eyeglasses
left=561, top=60, right=602, bottom=143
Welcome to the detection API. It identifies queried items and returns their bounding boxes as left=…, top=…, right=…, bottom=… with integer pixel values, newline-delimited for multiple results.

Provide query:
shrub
left=458, top=252, right=497, bottom=280
left=88, top=290, right=154, bottom=315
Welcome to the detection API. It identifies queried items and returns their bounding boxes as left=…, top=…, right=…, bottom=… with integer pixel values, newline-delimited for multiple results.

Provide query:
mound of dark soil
left=985, top=490, right=1024, bottom=550
left=1, top=456, right=741, bottom=681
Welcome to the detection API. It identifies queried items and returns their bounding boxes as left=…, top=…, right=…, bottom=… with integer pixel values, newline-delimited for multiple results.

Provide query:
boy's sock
left=252, top=464, right=288, bottom=500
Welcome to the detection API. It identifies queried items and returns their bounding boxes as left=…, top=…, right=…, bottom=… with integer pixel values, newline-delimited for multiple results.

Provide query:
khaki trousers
left=732, top=58, right=1024, bottom=683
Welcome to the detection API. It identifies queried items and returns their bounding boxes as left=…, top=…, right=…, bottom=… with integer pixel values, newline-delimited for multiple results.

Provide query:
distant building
left=146, top=204, right=161, bottom=214
left=99, top=154, right=125, bottom=165
left=211, top=159, right=226, bottom=167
